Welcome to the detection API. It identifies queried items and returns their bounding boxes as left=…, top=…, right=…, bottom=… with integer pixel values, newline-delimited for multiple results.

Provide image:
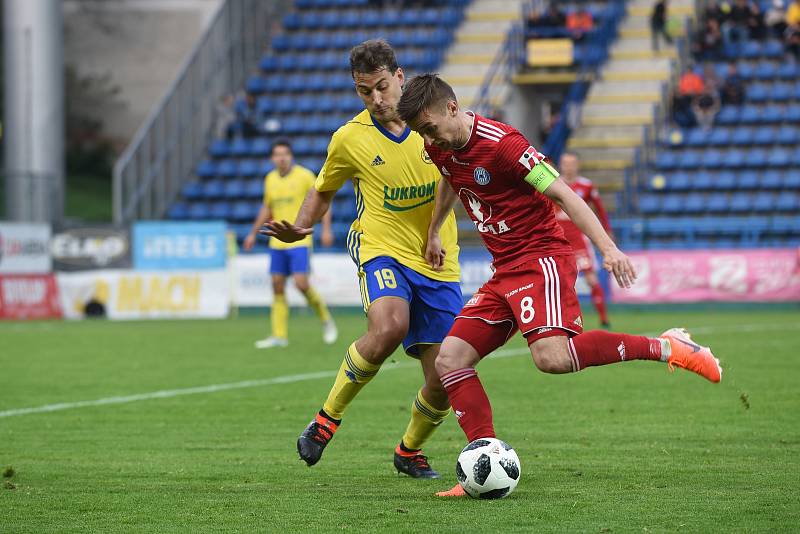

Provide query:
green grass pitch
left=2, top=308, right=799, bottom=532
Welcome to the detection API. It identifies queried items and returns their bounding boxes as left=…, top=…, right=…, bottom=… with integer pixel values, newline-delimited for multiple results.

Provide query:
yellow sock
left=400, top=389, right=451, bottom=451
left=322, top=342, right=380, bottom=420
left=271, top=294, right=289, bottom=339
left=305, top=287, right=331, bottom=323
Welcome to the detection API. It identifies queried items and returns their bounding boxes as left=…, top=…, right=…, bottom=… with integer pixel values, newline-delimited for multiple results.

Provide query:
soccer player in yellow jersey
left=264, top=40, right=461, bottom=478
left=244, top=140, right=337, bottom=348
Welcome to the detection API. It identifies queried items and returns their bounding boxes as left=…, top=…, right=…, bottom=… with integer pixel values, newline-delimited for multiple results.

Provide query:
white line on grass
left=2, top=322, right=796, bottom=419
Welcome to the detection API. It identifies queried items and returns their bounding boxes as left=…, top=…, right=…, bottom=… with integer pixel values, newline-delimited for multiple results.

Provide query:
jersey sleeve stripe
left=476, top=124, right=504, bottom=139
left=476, top=130, right=502, bottom=142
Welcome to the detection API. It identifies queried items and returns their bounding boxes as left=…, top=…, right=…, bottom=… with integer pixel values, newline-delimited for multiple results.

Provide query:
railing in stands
left=473, top=24, right=523, bottom=117
left=112, top=0, right=288, bottom=225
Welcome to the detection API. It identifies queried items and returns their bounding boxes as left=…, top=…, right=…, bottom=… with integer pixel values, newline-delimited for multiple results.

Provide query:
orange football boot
left=660, top=328, right=722, bottom=383
left=435, top=483, right=467, bottom=497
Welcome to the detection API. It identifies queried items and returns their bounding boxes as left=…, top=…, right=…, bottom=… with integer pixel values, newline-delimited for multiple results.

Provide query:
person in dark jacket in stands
left=651, top=0, right=673, bottom=50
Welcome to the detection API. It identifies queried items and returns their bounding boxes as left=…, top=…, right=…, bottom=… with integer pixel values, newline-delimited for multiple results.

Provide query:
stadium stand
left=620, top=1, right=800, bottom=249
left=169, top=0, right=470, bottom=252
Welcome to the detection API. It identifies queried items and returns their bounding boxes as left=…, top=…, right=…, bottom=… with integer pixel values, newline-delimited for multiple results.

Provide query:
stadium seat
left=777, top=62, right=799, bottom=79
left=737, top=172, right=759, bottom=190
left=685, top=128, right=708, bottom=147
left=747, top=83, right=768, bottom=102
left=209, top=139, right=230, bottom=158
left=761, top=104, right=783, bottom=123
left=753, top=61, right=776, bottom=80
left=257, top=160, right=274, bottom=176
left=210, top=201, right=232, bottom=220
left=638, top=194, right=660, bottom=214
left=775, top=194, right=799, bottom=212
left=202, top=179, right=224, bottom=199
left=230, top=138, right=250, bottom=157
left=685, top=193, right=705, bottom=214
left=662, top=194, right=683, bottom=214
left=707, top=193, right=729, bottom=212
left=668, top=171, right=691, bottom=191
left=714, top=171, right=737, bottom=189
left=777, top=125, right=798, bottom=144
left=196, top=160, right=217, bottom=179
left=231, top=200, right=254, bottom=221
left=216, top=159, right=238, bottom=178
left=167, top=202, right=190, bottom=220
left=244, top=179, right=263, bottom=199
left=182, top=181, right=204, bottom=201
left=189, top=202, right=211, bottom=220
left=761, top=170, right=783, bottom=188
left=703, top=149, right=724, bottom=169
left=692, top=170, right=714, bottom=190
left=224, top=179, right=246, bottom=199
left=744, top=148, right=767, bottom=168
left=785, top=104, right=800, bottom=122
left=784, top=170, right=800, bottom=189
left=655, top=151, right=678, bottom=170
left=739, top=105, right=760, bottom=124
left=767, top=147, right=790, bottom=167
left=742, top=41, right=762, bottom=59
left=763, top=40, right=784, bottom=58
left=770, top=83, right=792, bottom=102
left=679, top=150, right=702, bottom=169
left=237, top=159, right=259, bottom=178
left=708, top=127, right=731, bottom=146
left=729, top=192, right=751, bottom=212
left=716, top=106, right=739, bottom=125
left=752, top=192, right=774, bottom=212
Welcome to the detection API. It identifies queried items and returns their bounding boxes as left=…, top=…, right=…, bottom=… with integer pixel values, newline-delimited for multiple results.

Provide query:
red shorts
left=449, top=254, right=584, bottom=358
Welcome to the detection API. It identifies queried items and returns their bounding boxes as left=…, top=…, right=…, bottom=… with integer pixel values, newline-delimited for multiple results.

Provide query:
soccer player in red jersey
left=396, top=74, right=723, bottom=497
left=555, top=151, right=613, bottom=328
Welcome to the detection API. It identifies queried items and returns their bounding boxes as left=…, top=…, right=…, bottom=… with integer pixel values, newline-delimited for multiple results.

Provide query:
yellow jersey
left=315, top=109, right=459, bottom=282
left=263, top=164, right=316, bottom=250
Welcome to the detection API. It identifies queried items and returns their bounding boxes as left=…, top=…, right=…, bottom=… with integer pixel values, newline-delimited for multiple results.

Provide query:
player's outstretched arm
left=543, top=179, right=636, bottom=288
left=260, top=188, right=335, bottom=243
left=244, top=204, right=271, bottom=251
left=426, top=178, right=459, bottom=270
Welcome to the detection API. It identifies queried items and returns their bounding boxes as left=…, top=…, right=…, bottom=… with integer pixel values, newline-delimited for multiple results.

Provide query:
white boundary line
left=1, top=323, right=797, bottom=419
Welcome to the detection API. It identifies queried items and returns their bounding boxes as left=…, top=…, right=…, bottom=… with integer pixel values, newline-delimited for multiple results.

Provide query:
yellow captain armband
left=523, top=161, right=559, bottom=193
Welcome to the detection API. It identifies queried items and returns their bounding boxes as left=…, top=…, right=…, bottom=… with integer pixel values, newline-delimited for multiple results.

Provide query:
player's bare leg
left=293, top=273, right=337, bottom=344
left=255, top=274, right=289, bottom=348
left=584, top=270, right=610, bottom=328
left=394, top=344, right=451, bottom=479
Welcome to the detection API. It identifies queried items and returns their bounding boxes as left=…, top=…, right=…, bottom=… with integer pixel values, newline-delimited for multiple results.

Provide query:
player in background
left=263, top=41, right=462, bottom=478
left=244, top=140, right=337, bottom=348
left=396, top=74, right=722, bottom=497
left=555, top=151, right=613, bottom=328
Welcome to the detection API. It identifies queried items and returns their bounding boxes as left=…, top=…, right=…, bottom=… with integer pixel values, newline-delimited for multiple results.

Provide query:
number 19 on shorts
left=373, top=268, right=397, bottom=290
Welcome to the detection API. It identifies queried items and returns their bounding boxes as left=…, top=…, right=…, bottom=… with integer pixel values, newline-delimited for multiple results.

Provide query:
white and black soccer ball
left=456, top=437, right=521, bottom=499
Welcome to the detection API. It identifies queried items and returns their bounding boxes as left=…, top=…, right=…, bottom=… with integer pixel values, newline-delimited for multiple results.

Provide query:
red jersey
left=426, top=113, right=572, bottom=270
left=555, top=176, right=611, bottom=247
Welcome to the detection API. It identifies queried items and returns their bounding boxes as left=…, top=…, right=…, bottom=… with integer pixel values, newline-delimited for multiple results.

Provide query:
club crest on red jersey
left=473, top=167, right=491, bottom=185
left=459, top=188, right=511, bottom=235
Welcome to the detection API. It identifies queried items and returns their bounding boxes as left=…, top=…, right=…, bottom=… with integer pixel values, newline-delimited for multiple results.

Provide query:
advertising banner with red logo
left=0, top=275, right=62, bottom=319
left=0, top=223, right=51, bottom=273
left=612, top=249, right=800, bottom=303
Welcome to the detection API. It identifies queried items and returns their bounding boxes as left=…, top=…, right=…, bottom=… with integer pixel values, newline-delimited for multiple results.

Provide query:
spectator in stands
left=527, top=3, right=566, bottom=30
left=765, top=0, right=788, bottom=37
left=721, top=61, right=746, bottom=105
left=692, top=17, right=724, bottom=60
left=214, top=94, right=236, bottom=140
left=722, top=0, right=761, bottom=49
left=235, top=92, right=261, bottom=138
left=786, top=0, right=800, bottom=57
left=691, top=86, right=721, bottom=131
left=566, top=7, right=594, bottom=41
left=651, top=0, right=673, bottom=51
left=672, top=66, right=705, bottom=127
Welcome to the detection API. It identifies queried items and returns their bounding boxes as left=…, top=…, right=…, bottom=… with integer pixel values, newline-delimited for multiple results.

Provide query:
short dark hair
left=271, top=139, right=292, bottom=156
left=396, top=73, right=457, bottom=124
left=349, top=39, right=398, bottom=78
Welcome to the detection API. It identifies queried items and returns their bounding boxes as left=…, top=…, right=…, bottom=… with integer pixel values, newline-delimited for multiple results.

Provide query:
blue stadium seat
left=383, top=9, right=402, bottom=27
left=662, top=195, right=684, bottom=214
left=729, top=192, right=751, bottom=212
left=742, top=41, right=762, bottom=59
left=259, top=55, right=278, bottom=73
left=246, top=76, right=266, bottom=94
left=754, top=61, right=776, bottom=80
left=792, top=148, right=800, bottom=166
left=293, top=137, right=312, bottom=155
left=751, top=126, right=775, bottom=145
left=707, top=193, right=729, bottom=212
left=770, top=83, right=792, bottom=102
left=245, top=179, right=263, bottom=199
left=785, top=104, right=800, bottom=122
left=747, top=83, right=768, bottom=102
left=714, top=170, right=737, bottom=189
left=182, top=181, right=204, bottom=200
left=362, top=9, right=381, bottom=27
left=296, top=97, right=315, bottom=114
left=668, top=171, right=691, bottom=191
left=736, top=61, right=754, bottom=79
left=340, top=10, right=359, bottom=28
left=777, top=125, right=798, bottom=144
left=775, top=193, right=799, bottom=212
left=196, top=160, right=217, bottom=179
left=217, top=159, right=238, bottom=178
left=761, top=104, right=783, bottom=123
left=264, top=75, right=284, bottom=93
left=277, top=54, right=297, bottom=72
left=685, top=193, right=705, bottom=213
left=745, top=148, right=767, bottom=168
left=680, top=150, right=702, bottom=169
left=189, top=202, right=211, bottom=220
left=708, top=127, right=731, bottom=146
left=784, top=170, right=800, bottom=189
left=210, top=201, right=232, bottom=220
left=761, top=170, right=783, bottom=188
left=168, top=202, right=190, bottom=220
left=767, top=147, right=790, bottom=166
left=739, top=105, right=760, bottom=124
left=311, top=136, right=329, bottom=155
left=685, top=128, right=708, bottom=147
left=232, top=201, right=254, bottom=221
left=638, top=194, right=660, bottom=214
left=256, top=96, right=274, bottom=115
left=692, top=170, right=714, bottom=190
left=237, top=159, right=259, bottom=178
left=230, top=137, right=250, bottom=157
left=202, top=179, right=224, bottom=199
left=703, top=149, right=724, bottom=169
left=209, top=139, right=230, bottom=158
left=736, top=172, right=759, bottom=189
left=730, top=126, right=752, bottom=145
left=276, top=95, right=295, bottom=113
left=258, top=160, right=274, bottom=177
left=224, top=179, right=246, bottom=199
left=763, top=40, right=784, bottom=58
left=752, top=192, right=774, bottom=212
left=716, top=106, right=739, bottom=125
left=282, top=116, right=304, bottom=135
left=777, top=62, right=799, bottom=79
left=655, top=151, right=678, bottom=170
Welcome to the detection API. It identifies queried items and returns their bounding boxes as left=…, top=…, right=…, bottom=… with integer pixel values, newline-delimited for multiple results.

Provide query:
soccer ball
left=456, top=437, right=521, bottom=499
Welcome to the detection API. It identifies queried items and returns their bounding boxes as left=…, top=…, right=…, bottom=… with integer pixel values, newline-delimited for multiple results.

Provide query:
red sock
left=440, top=368, right=495, bottom=442
left=590, top=284, right=609, bottom=325
left=569, top=330, right=663, bottom=371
